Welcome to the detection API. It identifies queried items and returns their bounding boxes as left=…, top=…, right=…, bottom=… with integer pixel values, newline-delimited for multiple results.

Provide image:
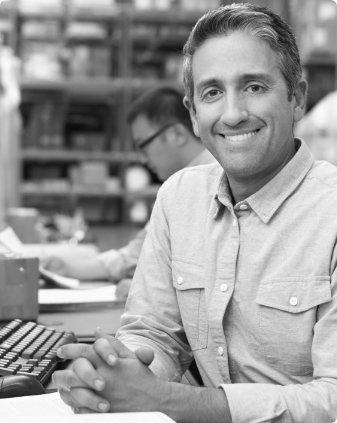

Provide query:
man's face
left=186, top=31, right=306, bottom=182
left=131, top=115, right=182, bottom=181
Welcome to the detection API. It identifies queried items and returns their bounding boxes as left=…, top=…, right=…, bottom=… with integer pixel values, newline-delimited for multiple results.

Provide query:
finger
left=57, top=343, right=104, bottom=368
left=73, top=407, right=98, bottom=414
left=70, top=387, right=110, bottom=413
left=52, top=369, right=91, bottom=389
left=134, top=346, right=155, bottom=367
left=94, top=328, right=136, bottom=366
left=58, top=386, right=83, bottom=409
left=73, top=357, right=106, bottom=391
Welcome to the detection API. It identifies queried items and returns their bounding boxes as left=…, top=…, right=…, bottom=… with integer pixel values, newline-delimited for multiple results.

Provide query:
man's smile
left=219, top=129, right=260, bottom=142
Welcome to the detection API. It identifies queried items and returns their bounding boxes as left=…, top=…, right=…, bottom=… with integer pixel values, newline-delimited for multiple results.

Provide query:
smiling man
left=53, top=4, right=337, bottom=422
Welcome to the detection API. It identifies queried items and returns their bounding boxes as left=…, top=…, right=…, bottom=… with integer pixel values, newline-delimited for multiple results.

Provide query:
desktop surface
left=38, top=307, right=124, bottom=340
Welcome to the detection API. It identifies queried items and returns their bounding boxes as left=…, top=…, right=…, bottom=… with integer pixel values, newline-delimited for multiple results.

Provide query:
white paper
left=0, top=392, right=73, bottom=419
left=0, top=226, right=25, bottom=253
left=39, top=284, right=117, bottom=304
left=39, top=266, right=80, bottom=289
left=0, top=226, right=80, bottom=289
left=0, top=392, right=175, bottom=423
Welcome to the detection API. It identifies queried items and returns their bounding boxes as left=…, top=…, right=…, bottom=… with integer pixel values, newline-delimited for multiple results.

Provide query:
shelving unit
left=1, top=0, right=292, bottom=224
left=3, top=0, right=212, bottom=224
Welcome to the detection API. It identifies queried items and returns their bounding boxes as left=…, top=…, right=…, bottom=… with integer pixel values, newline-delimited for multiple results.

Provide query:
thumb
left=134, top=346, right=155, bottom=367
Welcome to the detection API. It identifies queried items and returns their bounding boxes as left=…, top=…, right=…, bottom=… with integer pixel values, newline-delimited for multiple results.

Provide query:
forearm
left=162, top=382, right=232, bottom=423
left=67, top=257, right=110, bottom=280
left=222, top=379, right=337, bottom=423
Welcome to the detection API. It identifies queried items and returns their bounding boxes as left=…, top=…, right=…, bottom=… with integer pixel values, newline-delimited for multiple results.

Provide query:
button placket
left=220, top=283, right=228, bottom=292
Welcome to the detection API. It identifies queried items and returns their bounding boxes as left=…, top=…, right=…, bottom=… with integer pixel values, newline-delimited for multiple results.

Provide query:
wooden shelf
left=21, top=149, right=141, bottom=163
left=129, top=8, right=203, bottom=24
left=21, top=184, right=160, bottom=199
left=13, top=4, right=190, bottom=222
left=20, top=77, right=126, bottom=95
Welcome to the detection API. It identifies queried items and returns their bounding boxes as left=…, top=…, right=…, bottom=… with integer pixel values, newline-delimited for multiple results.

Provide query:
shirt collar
left=214, top=139, right=314, bottom=223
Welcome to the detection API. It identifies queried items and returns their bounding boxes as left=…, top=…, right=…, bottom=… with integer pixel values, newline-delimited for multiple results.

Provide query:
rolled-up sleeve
left=221, top=260, right=337, bottom=423
left=116, top=184, right=194, bottom=382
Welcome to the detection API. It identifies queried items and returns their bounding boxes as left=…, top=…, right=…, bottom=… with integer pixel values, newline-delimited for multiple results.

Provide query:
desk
left=38, top=307, right=124, bottom=339
left=38, top=304, right=125, bottom=390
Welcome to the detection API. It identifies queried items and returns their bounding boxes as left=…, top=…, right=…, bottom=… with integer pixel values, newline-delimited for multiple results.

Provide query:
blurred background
left=0, top=0, right=335, bottom=249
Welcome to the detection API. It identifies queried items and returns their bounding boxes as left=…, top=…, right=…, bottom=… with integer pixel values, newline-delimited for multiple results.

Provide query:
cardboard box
left=0, top=254, right=39, bottom=321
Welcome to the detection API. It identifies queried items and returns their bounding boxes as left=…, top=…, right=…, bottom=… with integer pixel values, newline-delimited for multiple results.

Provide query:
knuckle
left=94, top=338, right=110, bottom=353
left=79, top=343, right=91, bottom=357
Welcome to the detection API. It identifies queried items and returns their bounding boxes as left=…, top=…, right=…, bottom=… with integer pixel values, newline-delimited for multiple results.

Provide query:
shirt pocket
left=172, top=259, right=208, bottom=351
left=256, top=276, right=331, bottom=376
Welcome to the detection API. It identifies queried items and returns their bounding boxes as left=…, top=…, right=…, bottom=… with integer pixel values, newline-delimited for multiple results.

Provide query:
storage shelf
left=22, top=149, right=141, bottom=163
left=18, top=7, right=202, bottom=25
left=129, top=8, right=203, bottom=24
left=20, top=77, right=125, bottom=94
left=13, top=4, right=191, bottom=222
left=21, top=184, right=160, bottom=199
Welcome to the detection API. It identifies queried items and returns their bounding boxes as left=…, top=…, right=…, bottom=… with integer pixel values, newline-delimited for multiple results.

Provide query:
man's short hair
left=127, top=85, right=193, bottom=133
left=183, top=3, right=302, bottom=105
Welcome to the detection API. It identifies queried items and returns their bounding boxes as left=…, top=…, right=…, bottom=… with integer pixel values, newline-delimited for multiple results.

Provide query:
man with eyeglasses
left=42, top=85, right=216, bottom=296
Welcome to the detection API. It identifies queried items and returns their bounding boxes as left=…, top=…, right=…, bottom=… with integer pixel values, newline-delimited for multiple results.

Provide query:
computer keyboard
left=0, top=319, right=77, bottom=386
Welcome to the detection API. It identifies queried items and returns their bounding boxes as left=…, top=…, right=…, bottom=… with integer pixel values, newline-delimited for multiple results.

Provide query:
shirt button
left=218, top=347, right=224, bottom=356
left=289, top=297, right=298, bottom=306
left=240, top=204, right=248, bottom=210
left=220, top=283, right=228, bottom=292
left=177, top=276, right=183, bottom=285
left=232, top=220, right=237, bottom=227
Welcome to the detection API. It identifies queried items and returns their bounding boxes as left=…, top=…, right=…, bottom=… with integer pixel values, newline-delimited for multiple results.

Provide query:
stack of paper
left=0, top=392, right=176, bottom=423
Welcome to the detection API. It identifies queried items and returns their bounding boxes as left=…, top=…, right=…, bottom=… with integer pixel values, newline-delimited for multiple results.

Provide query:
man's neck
left=228, top=143, right=296, bottom=204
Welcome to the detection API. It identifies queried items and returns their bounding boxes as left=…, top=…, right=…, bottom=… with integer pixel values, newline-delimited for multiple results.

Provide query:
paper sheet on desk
left=0, top=392, right=176, bottom=422
left=0, top=226, right=80, bottom=289
left=39, top=284, right=118, bottom=304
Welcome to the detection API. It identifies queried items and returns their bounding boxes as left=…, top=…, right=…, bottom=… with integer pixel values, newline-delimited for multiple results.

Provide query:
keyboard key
left=16, top=371, right=39, bottom=378
left=0, top=320, right=76, bottom=389
left=0, top=367, right=16, bottom=375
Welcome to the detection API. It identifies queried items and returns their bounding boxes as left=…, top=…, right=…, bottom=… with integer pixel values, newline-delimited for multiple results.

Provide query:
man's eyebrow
left=195, top=73, right=276, bottom=95
left=195, top=78, right=221, bottom=96
left=238, top=73, right=276, bottom=84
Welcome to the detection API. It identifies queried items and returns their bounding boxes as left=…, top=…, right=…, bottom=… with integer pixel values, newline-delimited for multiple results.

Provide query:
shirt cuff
left=118, top=337, right=182, bottom=383
left=220, top=383, right=291, bottom=423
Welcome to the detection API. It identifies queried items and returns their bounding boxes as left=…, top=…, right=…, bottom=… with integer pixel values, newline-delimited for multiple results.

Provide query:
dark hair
left=127, top=85, right=193, bottom=133
left=183, top=3, right=302, bottom=105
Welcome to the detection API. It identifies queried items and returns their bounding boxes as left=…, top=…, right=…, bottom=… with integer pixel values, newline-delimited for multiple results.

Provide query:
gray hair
left=183, top=3, right=302, bottom=105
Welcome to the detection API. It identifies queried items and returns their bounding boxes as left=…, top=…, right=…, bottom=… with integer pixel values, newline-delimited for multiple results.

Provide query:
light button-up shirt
left=117, top=139, right=337, bottom=423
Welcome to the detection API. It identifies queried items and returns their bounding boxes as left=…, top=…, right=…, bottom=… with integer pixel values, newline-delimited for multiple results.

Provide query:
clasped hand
left=52, top=329, right=165, bottom=414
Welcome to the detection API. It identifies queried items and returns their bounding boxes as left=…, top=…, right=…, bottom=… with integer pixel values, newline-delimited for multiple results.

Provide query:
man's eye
left=247, top=85, right=264, bottom=93
left=204, top=89, right=220, bottom=99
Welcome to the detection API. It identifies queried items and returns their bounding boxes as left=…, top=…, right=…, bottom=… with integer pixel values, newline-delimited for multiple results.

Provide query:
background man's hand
left=115, top=278, right=132, bottom=299
left=41, top=255, right=68, bottom=276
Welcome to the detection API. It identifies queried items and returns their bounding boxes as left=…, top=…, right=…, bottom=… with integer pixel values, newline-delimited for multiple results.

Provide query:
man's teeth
left=224, top=131, right=258, bottom=141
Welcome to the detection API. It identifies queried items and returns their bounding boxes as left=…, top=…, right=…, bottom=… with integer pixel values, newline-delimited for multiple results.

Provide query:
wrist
left=160, top=382, right=232, bottom=423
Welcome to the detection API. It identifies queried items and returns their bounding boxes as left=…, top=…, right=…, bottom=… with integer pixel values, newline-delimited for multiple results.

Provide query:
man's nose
left=220, top=94, right=249, bottom=127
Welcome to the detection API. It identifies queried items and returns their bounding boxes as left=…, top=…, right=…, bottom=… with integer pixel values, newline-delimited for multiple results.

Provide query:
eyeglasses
left=134, top=123, right=176, bottom=153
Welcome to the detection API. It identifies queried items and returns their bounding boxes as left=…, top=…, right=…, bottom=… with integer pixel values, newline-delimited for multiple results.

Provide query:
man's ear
left=183, top=96, right=200, bottom=138
left=293, top=78, right=308, bottom=123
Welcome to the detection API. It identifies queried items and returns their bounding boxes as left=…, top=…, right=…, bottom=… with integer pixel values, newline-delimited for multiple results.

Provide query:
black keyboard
left=0, top=319, right=77, bottom=386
